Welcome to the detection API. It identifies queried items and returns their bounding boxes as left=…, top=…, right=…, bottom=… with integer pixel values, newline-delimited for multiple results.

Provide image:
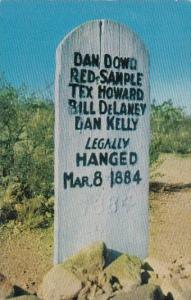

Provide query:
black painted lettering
left=68, top=99, right=77, bottom=114
left=104, top=54, right=112, bottom=68
left=137, top=88, right=144, bottom=101
left=70, top=68, right=79, bottom=83
left=130, top=58, right=137, bottom=70
left=74, top=52, right=82, bottom=66
left=100, top=69, right=108, bottom=85
left=130, top=88, right=136, bottom=100
left=137, top=72, right=143, bottom=86
left=63, top=172, right=73, bottom=189
left=76, top=152, right=86, bottom=167
left=113, top=56, right=120, bottom=69
left=130, top=152, right=138, bottom=165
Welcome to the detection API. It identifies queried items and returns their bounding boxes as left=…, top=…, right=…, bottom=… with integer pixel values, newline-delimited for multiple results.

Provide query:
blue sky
left=0, top=0, right=190, bottom=112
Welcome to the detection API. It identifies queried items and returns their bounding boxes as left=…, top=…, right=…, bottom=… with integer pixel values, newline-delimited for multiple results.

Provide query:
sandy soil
left=0, top=226, right=53, bottom=294
left=0, top=153, right=191, bottom=298
left=149, top=154, right=191, bottom=299
left=150, top=154, right=191, bottom=261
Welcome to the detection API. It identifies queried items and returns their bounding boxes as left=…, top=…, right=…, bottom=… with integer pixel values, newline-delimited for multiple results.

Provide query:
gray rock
left=40, top=265, right=82, bottom=300
left=104, top=254, right=142, bottom=287
left=63, top=241, right=106, bottom=275
left=0, top=273, right=14, bottom=300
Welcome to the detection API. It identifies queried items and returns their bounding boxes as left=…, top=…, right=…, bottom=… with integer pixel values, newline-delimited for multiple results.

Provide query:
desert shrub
left=0, top=179, right=27, bottom=224
left=0, top=80, right=54, bottom=198
left=16, top=196, right=54, bottom=228
left=0, top=202, right=17, bottom=224
left=0, top=191, right=54, bottom=228
left=150, top=100, right=191, bottom=163
left=0, top=79, right=54, bottom=227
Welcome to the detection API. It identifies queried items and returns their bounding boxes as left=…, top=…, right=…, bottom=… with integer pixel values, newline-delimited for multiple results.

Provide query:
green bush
left=0, top=180, right=26, bottom=223
left=16, top=195, right=54, bottom=228
left=150, top=100, right=191, bottom=164
left=0, top=80, right=54, bottom=199
left=0, top=189, right=54, bottom=228
left=0, top=80, right=54, bottom=227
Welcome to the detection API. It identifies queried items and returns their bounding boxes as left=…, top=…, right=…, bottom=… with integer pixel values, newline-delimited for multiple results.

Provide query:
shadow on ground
left=150, top=181, right=191, bottom=193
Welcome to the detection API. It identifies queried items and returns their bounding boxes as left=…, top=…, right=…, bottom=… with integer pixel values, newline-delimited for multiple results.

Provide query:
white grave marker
left=54, top=20, right=150, bottom=263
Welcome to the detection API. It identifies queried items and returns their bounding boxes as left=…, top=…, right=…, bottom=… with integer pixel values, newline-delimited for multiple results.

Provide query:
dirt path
left=149, top=154, right=191, bottom=299
left=0, top=226, right=53, bottom=294
left=152, top=153, right=191, bottom=185
left=150, top=154, right=191, bottom=261
left=150, top=189, right=191, bottom=262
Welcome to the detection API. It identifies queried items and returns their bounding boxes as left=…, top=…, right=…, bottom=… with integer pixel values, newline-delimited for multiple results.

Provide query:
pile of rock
left=0, top=241, right=175, bottom=300
left=38, top=241, right=173, bottom=300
